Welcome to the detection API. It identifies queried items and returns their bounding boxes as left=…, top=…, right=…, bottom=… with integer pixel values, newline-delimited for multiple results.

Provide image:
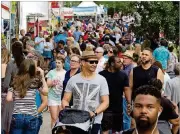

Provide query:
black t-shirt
left=133, top=65, right=158, bottom=94
left=99, top=70, right=129, bottom=113
left=159, top=97, right=179, bottom=121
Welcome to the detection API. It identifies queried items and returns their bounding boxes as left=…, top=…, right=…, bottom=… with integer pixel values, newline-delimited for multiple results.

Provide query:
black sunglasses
left=85, top=60, right=98, bottom=64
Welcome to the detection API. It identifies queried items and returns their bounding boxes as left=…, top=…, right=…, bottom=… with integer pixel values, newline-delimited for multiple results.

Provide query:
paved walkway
left=39, top=111, right=51, bottom=134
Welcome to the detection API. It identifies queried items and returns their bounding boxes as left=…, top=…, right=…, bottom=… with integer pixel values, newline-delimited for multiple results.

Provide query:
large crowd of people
left=1, top=18, right=180, bottom=134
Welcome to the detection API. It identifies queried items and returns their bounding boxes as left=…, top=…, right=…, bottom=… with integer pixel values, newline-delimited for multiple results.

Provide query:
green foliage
left=64, top=1, right=81, bottom=7
left=134, top=1, right=179, bottom=39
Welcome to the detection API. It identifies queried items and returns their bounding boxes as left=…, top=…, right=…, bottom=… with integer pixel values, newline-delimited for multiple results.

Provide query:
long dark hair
left=12, top=59, right=36, bottom=98
left=105, top=56, right=120, bottom=72
left=12, top=41, right=25, bottom=67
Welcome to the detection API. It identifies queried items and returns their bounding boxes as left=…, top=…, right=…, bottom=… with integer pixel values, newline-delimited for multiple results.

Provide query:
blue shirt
left=49, top=60, right=56, bottom=71
left=35, top=37, right=45, bottom=54
left=153, top=46, right=170, bottom=70
left=54, top=33, right=67, bottom=44
left=64, top=56, right=71, bottom=71
left=123, top=64, right=134, bottom=77
left=73, top=31, right=82, bottom=42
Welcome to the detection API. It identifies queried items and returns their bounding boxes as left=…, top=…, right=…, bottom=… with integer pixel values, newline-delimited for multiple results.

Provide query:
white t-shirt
left=163, top=72, right=170, bottom=90
left=44, top=42, right=53, bottom=51
left=115, top=33, right=121, bottom=44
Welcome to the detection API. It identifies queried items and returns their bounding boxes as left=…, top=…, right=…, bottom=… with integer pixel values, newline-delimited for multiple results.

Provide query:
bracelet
left=93, top=111, right=97, bottom=117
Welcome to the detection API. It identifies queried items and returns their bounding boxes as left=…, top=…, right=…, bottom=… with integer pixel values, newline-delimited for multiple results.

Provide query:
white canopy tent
left=77, top=1, right=104, bottom=15
left=75, top=1, right=105, bottom=22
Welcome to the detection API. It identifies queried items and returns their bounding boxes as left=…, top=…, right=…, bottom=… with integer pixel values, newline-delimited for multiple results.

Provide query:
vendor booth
left=72, top=1, right=105, bottom=22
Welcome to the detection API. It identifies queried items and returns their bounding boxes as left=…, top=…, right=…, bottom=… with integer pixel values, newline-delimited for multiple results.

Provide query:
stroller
left=52, top=108, right=95, bottom=134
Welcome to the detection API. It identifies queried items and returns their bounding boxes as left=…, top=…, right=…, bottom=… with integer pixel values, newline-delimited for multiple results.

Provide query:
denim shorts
left=10, top=114, right=40, bottom=134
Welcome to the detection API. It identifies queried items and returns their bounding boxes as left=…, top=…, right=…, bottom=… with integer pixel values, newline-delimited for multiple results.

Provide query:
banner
left=61, top=7, right=73, bottom=17
left=51, top=1, right=59, bottom=8
left=11, top=1, right=17, bottom=14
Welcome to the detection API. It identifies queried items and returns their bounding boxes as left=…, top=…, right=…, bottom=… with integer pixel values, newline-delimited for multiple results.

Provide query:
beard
left=136, top=116, right=153, bottom=130
left=141, top=59, right=151, bottom=65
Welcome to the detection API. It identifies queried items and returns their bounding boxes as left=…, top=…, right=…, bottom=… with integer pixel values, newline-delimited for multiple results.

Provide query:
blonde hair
left=1, top=48, right=10, bottom=64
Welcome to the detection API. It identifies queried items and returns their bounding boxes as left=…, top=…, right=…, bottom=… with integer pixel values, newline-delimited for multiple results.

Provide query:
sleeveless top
left=133, top=65, right=158, bottom=93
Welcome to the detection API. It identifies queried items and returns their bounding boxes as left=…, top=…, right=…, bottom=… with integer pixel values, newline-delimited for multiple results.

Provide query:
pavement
left=39, top=111, right=51, bottom=134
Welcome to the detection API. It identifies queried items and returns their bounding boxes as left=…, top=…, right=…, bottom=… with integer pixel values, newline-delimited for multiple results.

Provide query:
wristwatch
left=93, top=111, right=98, bottom=117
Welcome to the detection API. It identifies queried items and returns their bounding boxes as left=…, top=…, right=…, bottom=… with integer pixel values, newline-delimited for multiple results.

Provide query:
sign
left=61, top=8, right=73, bottom=17
left=51, top=1, right=59, bottom=8
left=1, top=2, right=10, bottom=11
left=72, top=7, right=96, bottom=13
left=11, top=1, right=17, bottom=14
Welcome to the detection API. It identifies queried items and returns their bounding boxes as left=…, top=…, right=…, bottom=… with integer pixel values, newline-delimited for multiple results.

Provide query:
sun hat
left=81, top=46, right=98, bottom=60
left=122, top=51, right=134, bottom=60
left=67, top=37, right=74, bottom=42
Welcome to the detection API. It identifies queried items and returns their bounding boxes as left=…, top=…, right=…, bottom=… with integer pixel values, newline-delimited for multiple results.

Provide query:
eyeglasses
left=95, top=51, right=103, bottom=53
left=85, top=60, right=98, bottom=64
left=70, top=60, right=79, bottom=63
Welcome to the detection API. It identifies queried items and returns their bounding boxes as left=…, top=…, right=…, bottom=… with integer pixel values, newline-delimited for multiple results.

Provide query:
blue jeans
left=36, top=115, right=43, bottom=134
left=1, top=129, right=5, bottom=134
left=10, top=114, right=40, bottom=134
left=123, top=97, right=131, bottom=130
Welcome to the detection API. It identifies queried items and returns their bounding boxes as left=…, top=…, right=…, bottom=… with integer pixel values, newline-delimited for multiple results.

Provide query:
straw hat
left=122, top=51, right=134, bottom=60
left=81, top=46, right=97, bottom=60
left=67, top=37, right=74, bottom=42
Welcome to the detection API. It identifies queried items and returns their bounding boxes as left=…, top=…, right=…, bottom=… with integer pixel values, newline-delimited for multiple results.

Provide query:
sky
left=20, top=2, right=49, bottom=30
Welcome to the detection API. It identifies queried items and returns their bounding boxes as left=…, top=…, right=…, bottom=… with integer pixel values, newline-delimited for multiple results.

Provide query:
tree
left=132, top=1, right=179, bottom=40
left=95, top=1, right=135, bottom=16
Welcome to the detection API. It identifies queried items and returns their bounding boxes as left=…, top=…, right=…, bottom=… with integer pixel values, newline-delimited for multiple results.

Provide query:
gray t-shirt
left=164, top=76, right=180, bottom=106
left=65, top=73, right=109, bottom=124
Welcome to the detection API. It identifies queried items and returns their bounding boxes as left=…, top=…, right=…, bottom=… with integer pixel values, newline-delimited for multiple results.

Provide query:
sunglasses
left=85, top=60, right=98, bottom=64
left=95, top=51, right=103, bottom=53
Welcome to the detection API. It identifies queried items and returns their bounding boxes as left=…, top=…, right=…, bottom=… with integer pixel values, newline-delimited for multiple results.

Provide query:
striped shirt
left=8, top=77, right=42, bottom=116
